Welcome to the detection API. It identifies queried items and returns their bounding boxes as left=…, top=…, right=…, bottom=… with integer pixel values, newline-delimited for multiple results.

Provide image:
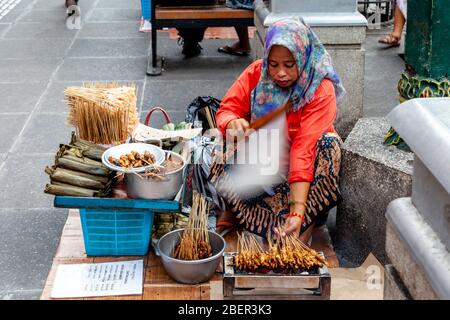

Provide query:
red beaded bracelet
left=287, top=211, right=305, bottom=224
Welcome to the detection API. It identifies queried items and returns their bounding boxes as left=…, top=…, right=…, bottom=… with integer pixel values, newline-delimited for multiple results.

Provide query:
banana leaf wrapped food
left=45, top=166, right=109, bottom=190
left=59, top=144, right=105, bottom=162
left=55, top=154, right=110, bottom=177
left=69, top=132, right=107, bottom=161
left=44, top=133, right=113, bottom=197
left=44, top=182, right=110, bottom=197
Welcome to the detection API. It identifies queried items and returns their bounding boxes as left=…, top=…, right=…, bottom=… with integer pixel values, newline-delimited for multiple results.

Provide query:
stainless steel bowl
left=125, top=151, right=186, bottom=200
left=157, top=228, right=226, bottom=284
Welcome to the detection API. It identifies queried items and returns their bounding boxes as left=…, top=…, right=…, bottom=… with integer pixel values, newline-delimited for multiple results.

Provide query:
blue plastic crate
left=54, top=196, right=180, bottom=257
left=79, top=208, right=154, bottom=256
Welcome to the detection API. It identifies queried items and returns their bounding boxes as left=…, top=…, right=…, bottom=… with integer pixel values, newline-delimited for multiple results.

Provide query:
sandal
left=218, top=45, right=250, bottom=57
left=378, top=34, right=401, bottom=47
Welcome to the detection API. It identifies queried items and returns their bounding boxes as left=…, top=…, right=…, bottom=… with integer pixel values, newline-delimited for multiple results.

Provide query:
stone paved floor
left=0, top=0, right=404, bottom=299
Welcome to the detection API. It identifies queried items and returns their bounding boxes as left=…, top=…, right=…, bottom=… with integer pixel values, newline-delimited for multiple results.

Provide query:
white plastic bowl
left=101, top=143, right=165, bottom=173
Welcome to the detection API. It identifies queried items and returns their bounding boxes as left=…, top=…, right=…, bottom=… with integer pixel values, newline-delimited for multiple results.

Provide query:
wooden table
left=41, top=210, right=339, bottom=300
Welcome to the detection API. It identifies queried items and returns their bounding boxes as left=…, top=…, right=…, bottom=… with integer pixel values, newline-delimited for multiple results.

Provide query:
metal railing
left=358, top=0, right=394, bottom=28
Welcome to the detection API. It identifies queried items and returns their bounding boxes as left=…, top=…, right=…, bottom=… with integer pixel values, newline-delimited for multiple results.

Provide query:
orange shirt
left=216, top=59, right=337, bottom=184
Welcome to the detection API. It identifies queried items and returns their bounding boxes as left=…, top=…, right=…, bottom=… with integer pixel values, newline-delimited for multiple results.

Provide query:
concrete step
left=386, top=197, right=450, bottom=299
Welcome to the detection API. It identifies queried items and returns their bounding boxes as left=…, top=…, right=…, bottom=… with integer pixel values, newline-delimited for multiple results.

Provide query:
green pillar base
left=383, top=72, right=449, bottom=150
left=397, top=72, right=450, bottom=100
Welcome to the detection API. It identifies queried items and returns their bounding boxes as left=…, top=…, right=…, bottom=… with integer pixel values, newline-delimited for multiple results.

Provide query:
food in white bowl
left=102, top=143, right=165, bottom=173
left=108, top=150, right=156, bottom=169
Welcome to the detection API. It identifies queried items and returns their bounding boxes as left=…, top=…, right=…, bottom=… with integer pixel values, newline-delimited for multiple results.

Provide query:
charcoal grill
left=222, top=252, right=331, bottom=300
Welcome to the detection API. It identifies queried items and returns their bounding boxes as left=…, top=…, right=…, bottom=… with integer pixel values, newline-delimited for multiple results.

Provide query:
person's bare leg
left=379, top=5, right=405, bottom=44
left=236, top=26, right=251, bottom=52
left=391, top=5, right=406, bottom=40
left=215, top=208, right=239, bottom=234
left=299, top=223, right=315, bottom=246
left=229, top=27, right=251, bottom=53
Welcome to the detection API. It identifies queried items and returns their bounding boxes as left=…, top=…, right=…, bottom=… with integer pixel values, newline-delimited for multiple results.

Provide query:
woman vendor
left=207, top=18, right=345, bottom=245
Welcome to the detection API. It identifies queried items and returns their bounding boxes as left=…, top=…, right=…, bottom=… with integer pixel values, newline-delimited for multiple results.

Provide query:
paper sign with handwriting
left=51, top=260, right=143, bottom=298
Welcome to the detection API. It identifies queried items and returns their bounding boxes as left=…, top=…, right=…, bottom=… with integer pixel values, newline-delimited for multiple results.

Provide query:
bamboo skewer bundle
left=65, top=82, right=138, bottom=145
left=233, top=232, right=327, bottom=273
left=173, top=192, right=212, bottom=260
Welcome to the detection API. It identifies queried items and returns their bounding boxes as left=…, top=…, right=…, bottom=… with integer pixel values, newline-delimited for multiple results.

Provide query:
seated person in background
left=207, top=18, right=346, bottom=244
left=157, top=0, right=217, bottom=58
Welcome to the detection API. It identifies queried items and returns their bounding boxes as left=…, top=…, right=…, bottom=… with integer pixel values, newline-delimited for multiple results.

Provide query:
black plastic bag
left=185, top=96, right=221, bottom=133
left=183, top=96, right=224, bottom=214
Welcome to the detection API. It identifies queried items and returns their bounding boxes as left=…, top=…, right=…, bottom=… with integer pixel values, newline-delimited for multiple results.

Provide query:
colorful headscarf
left=250, top=18, right=346, bottom=121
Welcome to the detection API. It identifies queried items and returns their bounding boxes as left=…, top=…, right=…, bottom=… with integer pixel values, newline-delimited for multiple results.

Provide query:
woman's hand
left=274, top=215, right=302, bottom=238
left=226, top=118, right=251, bottom=136
left=276, top=182, right=310, bottom=238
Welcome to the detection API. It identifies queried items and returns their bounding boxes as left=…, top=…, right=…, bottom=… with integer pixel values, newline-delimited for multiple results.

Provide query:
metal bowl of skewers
left=157, top=228, right=226, bottom=284
left=101, top=143, right=165, bottom=173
